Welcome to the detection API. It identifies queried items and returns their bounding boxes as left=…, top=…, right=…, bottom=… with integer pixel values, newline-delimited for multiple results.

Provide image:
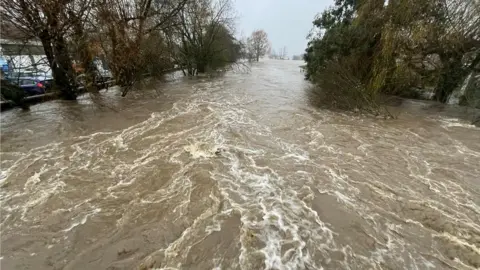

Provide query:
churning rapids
left=1, top=60, right=480, bottom=270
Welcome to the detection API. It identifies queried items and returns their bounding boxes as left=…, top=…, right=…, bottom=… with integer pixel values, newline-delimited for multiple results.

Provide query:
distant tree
left=269, top=49, right=275, bottom=59
left=269, top=48, right=278, bottom=59
left=279, top=46, right=288, bottom=60
left=165, top=0, right=239, bottom=76
left=292, top=55, right=303, bottom=60
left=247, top=30, right=269, bottom=61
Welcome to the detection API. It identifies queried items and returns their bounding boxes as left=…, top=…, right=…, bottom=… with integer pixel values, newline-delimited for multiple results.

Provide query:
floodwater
left=1, top=60, right=479, bottom=270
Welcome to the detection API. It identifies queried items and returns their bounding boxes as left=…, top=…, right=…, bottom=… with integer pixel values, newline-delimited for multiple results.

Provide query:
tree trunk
left=434, top=53, right=464, bottom=103
left=39, top=30, right=77, bottom=100
left=39, top=30, right=57, bottom=74
left=73, top=20, right=97, bottom=92
left=187, top=62, right=195, bottom=76
left=53, top=35, right=77, bottom=100
left=197, top=62, right=206, bottom=73
left=117, top=64, right=136, bottom=87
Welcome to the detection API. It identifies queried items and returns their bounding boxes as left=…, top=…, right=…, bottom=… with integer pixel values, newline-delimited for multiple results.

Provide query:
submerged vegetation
left=0, top=0, right=254, bottom=100
left=304, top=0, right=480, bottom=116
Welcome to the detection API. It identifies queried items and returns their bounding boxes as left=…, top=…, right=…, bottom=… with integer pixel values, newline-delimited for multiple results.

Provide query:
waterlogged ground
left=1, top=60, right=480, bottom=269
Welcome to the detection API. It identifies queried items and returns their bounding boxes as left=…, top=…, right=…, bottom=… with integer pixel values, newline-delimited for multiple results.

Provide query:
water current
left=1, top=60, right=479, bottom=269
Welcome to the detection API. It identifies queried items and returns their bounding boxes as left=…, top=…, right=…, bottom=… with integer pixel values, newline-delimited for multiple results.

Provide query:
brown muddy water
left=1, top=60, right=479, bottom=270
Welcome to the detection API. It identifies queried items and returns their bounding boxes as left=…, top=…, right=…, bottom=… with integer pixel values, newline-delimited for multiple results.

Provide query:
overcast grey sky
left=234, top=0, right=332, bottom=56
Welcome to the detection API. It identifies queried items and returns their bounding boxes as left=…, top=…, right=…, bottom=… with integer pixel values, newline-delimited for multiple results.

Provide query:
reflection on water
left=1, top=60, right=479, bottom=269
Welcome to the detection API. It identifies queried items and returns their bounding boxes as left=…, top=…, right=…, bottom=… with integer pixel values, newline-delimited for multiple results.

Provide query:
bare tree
left=165, top=0, right=240, bottom=76
left=1, top=0, right=94, bottom=99
left=279, top=46, right=288, bottom=60
left=247, top=30, right=269, bottom=61
left=94, top=0, right=188, bottom=96
left=269, top=48, right=277, bottom=59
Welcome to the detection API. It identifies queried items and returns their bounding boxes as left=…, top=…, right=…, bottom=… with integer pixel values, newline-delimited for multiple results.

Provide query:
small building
left=0, top=39, right=51, bottom=77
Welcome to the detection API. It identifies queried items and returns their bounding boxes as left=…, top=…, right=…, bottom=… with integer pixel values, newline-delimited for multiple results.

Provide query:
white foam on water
left=0, top=170, right=7, bottom=182
left=435, top=232, right=480, bottom=256
left=333, top=191, right=355, bottom=208
left=157, top=204, right=219, bottom=267
left=19, top=180, right=67, bottom=222
left=452, top=258, right=479, bottom=270
left=206, top=124, right=341, bottom=270
left=439, top=117, right=478, bottom=129
left=24, top=164, right=48, bottom=188
left=63, top=208, right=101, bottom=232
left=183, top=142, right=216, bottom=159
left=2, top=71, right=480, bottom=270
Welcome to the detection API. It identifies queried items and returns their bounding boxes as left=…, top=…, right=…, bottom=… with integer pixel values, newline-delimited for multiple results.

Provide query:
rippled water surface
left=1, top=60, right=480, bottom=269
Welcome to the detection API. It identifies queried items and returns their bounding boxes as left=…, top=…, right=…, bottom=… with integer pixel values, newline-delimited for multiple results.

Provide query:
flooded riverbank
left=1, top=60, right=479, bottom=269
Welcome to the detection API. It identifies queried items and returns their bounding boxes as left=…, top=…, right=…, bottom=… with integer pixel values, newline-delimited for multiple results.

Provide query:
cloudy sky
left=234, top=0, right=332, bottom=56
